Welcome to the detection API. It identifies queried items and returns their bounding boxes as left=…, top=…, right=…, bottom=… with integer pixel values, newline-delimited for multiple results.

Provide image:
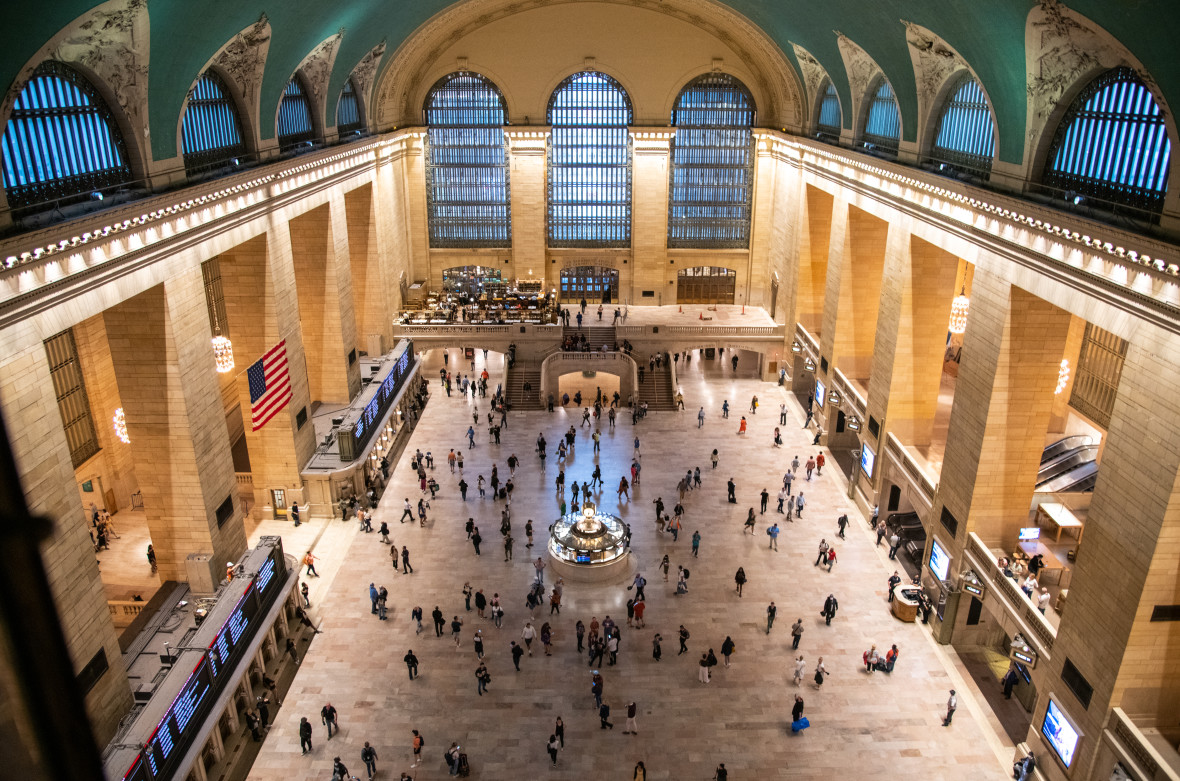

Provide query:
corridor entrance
left=559, top=266, right=618, bottom=303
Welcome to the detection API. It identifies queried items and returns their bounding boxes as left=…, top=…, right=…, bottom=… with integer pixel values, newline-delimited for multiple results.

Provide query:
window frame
left=546, top=71, right=634, bottom=249
left=667, top=72, right=756, bottom=250
left=929, top=73, right=996, bottom=179
left=1, top=60, right=133, bottom=210
left=276, top=74, right=317, bottom=151
left=423, top=71, right=513, bottom=249
left=860, top=76, right=901, bottom=156
left=815, top=78, right=842, bottom=144
left=181, top=69, right=248, bottom=176
left=1042, top=67, right=1171, bottom=216
left=336, top=78, right=364, bottom=135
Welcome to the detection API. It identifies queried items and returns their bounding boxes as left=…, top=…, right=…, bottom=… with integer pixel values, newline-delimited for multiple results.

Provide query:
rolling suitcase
left=457, top=752, right=470, bottom=777
left=791, top=717, right=810, bottom=733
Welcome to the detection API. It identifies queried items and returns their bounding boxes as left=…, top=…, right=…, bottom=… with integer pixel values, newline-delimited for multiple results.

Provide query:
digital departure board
left=207, top=586, right=258, bottom=679
left=145, top=657, right=213, bottom=776
left=256, top=555, right=276, bottom=596
left=123, top=756, right=151, bottom=781
left=346, top=343, right=415, bottom=459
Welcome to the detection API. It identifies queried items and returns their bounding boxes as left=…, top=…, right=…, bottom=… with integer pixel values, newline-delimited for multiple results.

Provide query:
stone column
left=630, top=131, right=672, bottom=303
left=505, top=129, right=549, bottom=284
left=289, top=200, right=361, bottom=404
left=867, top=234, right=960, bottom=448
left=373, top=141, right=415, bottom=308
left=104, top=278, right=247, bottom=580
left=344, top=183, right=396, bottom=357
left=934, top=275, right=1071, bottom=545
left=218, top=232, right=317, bottom=516
left=0, top=341, right=131, bottom=744
left=1041, top=328, right=1180, bottom=778
left=798, top=185, right=834, bottom=336
left=829, top=205, right=889, bottom=382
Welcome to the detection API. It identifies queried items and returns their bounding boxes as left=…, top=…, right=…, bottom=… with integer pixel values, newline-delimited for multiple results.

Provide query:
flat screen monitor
left=1018, top=527, right=1041, bottom=541
left=1041, top=698, right=1081, bottom=767
left=928, top=539, right=951, bottom=582
left=814, top=379, right=826, bottom=409
left=860, top=444, right=875, bottom=478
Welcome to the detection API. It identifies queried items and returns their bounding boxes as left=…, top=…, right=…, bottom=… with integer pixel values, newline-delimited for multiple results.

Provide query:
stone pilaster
left=631, top=131, right=672, bottom=303
left=830, top=205, right=889, bottom=382
left=798, top=184, right=833, bottom=335
left=505, top=130, right=549, bottom=282
left=344, top=183, right=396, bottom=357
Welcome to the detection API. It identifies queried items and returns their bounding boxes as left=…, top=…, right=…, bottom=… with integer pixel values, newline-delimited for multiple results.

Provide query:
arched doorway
left=560, top=266, right=619, bottom=303
left=677, top=266, right=735, bottom=304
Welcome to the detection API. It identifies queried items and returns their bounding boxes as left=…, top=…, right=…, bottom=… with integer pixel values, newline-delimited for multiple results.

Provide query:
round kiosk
left=548, top=503, right=632, bottom=583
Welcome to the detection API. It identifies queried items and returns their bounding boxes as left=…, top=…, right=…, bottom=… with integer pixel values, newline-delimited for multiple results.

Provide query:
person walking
left=403, top=649, right=418, bottom=680
left=768, top=523, right=780, bottom=551
left=432, top=607, right=445, bottom=636
left=721, top=636, right=735, bottom=667
left=792, top=695, right=805, bottom=726
left=303, top=551, right=319, bottom=577
left=634, top=761, right=647, bottom=781
left=624, top=701, right=639, bottom=734
left=691, top=530, right=701, bottom=557
left=837, top=513, right=849, bottom=539
left=794, top=655, right=806, bottom=686
left=889, top=532, right=901, bottom=559
left=814, top=657, right=828, bottom=688
left=475, top=661, right=489, bottom=696
left=360, top=742, right=378, bottom=779
left=698, top=407, right=705, bottom=428
left=652, top=632, right=662, bottom=661
left=942, top=690, right=957, bottom=726
left=698, top=653, right=711, bottom=683
left=678, top=625, right=690, bottom=655
left=511, top=641, right=524, bottom=671
left=887, top=571, right=902, bottom=602
left=791, top=618, right=804, bottom=649
left=474, top=630, right=485, bottom=659
left=822, top=593, right=839, bottom=625
left=401, top=546, right=413, bottom=573
left=555, top=716, right=565, bottom=750
left=320, top=702, right=338, bottom=739
left=451, top=616, right=464, bottom=648
left=299, top=716, right=313, bottom=755
left=547, top=734, right=560, bottom=767
left=766, top=601, right=777, bottom=634
left=815, top=539, right=829, bottom=566
left=411, top=729, right=424, bottom=768
left=737, top=416, right=747, bottom=435
left=760, top=487, right=769, bottom=514
left=599, top=701, right=613, bottom=730
left=795, top=492, right=806, bottom=518
left=734, top=567, right=746, bottom=597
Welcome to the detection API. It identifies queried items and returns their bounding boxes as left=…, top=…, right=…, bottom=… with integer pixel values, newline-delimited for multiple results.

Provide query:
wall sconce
left=791, top=341, right=802, bottom=354
left=803, top=357, right=816, bottom=372
left=827, top=389, right=842, bottom=407
left=846, top=415, right=861, bottom=432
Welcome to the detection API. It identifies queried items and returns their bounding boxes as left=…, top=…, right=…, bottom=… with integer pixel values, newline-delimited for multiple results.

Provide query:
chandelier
left=212, top=332, right=235, bottom=373
left=1056, top=359, right=1070, bottom=395
left=948, top=287, right=970, bottom=334
left=113, top=408, right=130, bottom=444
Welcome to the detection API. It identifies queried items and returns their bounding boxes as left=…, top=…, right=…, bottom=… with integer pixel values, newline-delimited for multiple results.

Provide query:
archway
left=676, top=266, right=736, bottom=304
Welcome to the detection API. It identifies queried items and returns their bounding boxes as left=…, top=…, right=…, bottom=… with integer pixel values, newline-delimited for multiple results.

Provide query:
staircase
left=506, top=360, right=543, bottom=410
left=563, top=325, right=616, bottom=352
left=636, top=359, right=677, bottom=411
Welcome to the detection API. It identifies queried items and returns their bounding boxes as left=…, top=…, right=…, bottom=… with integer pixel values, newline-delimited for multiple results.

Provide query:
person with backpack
left=734, top=567, right=747, bottom=597
left=360, top=742, right=378, bottom=779
left=721, top=636, right=736, bottom=667
left=822, top=594, right=839, bottom=625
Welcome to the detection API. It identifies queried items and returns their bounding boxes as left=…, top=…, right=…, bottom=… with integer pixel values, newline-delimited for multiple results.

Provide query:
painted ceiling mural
left=3, top=0, right=1177, bottom=165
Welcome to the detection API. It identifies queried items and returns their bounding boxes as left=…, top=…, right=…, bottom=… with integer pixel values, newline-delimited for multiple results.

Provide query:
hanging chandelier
left=1056, top=359, right=1070, bottom=395
left=113, top=408, right=130, bottom=444
left=212, top=332, right=235, bottom=373
left=948, top=287, right=970, bottom=334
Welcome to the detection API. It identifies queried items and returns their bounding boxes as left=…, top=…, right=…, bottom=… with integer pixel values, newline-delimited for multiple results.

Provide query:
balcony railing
left=965, top=532, right=1056, bottom=656
left=1109, top=707, right=1180, bottom=780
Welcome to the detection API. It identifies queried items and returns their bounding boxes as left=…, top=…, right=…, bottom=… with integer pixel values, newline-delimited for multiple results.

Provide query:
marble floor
left=243, top=347, right=1020, bottom=781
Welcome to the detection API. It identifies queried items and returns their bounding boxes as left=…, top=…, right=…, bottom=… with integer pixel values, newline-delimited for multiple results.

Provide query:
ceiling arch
left=3, top=0, right=1177, bottom=167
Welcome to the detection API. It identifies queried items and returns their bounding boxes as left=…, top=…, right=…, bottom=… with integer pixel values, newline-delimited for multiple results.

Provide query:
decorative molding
left=1, top=0, right=150, bottom=145
left=374, top=0, right=803, bottom=130
left=297, top=31, right=344, bottom=125
left=350, top=41, right=387, bottom=108
left=902, top=20, right=968, bottom=126
left=835, top=32, right=883, bottom=129
left=211, top=16, right=272, bottom=117
left=791, top=43, right=830, bottom=122
left=1026, top=1, right=1164, bottom=147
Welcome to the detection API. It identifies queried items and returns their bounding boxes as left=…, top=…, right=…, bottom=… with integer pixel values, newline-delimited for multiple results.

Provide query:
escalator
left=1040, top=435, right=1092, bottom=465
left=1036, top=445, right=1099, bottom=485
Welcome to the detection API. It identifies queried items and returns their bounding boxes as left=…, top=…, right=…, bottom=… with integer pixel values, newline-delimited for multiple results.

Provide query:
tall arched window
left=1044, top=67, right=1171, bottom=216
left=862, top=78, right=900, bottom=155
left=336, top=79, right=362, bottom=135
left=277, top=76, right=315, bottom=150
left=816, top=79, right=841, bottom=143
left=547, top=71, right=633, bottom=248
left=1, top=61, right=132, bottom=209
left=424, top=72, right=512, bottom=248
left=668, top=73, right=755, bottom=249
left=931, top=75, right=995, bottom=178
left=182, top=71, right=247, bottom=175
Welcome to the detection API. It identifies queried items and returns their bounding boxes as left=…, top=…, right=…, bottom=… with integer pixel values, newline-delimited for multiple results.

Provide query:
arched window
left=1, top=61, right=132, bottom=209
left=182, top=71, right=247, bottom=175
left=668, top=73, right=755, bottom=249
left=424, top=72, right=511, bottom=248
left=931, top=75, right=995, bottom=178
left=816, top=79, right=841, bottom=143
left=547, top=71, right=633, bottom=248
left=1044, top=67, right=1171, bottom=215
left=862, top=78, right=900, bottom=155
left=277, top=76, right=315, bottom=150
left=336, top=79, right=362, bottom=135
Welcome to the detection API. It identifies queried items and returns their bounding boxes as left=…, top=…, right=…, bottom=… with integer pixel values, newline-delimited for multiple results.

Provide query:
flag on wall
left=248, top=340, right=292, bottom=431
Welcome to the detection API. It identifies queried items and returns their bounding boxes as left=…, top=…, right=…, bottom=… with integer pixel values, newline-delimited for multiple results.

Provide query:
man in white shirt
left=1037, top=588, right=1052, bottom=614
left=942, top=690, right=957, bottom=726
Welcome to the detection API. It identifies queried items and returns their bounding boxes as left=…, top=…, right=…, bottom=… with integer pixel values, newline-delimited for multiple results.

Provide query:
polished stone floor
left=247, top=346, right=1019, bottom=780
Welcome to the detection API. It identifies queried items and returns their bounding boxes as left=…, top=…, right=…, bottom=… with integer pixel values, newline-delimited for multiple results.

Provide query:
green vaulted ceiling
left=5, top=0, right=1179, bottom=165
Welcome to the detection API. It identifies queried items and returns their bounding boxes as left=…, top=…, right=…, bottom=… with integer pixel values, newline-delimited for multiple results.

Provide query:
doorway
left=560, top=266, right=619, bottom=303
left=676, top=266, right=736, bottom=304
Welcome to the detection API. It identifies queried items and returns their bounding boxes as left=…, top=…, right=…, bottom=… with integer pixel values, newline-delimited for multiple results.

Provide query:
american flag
left=248, top=340, right=292, bottom=431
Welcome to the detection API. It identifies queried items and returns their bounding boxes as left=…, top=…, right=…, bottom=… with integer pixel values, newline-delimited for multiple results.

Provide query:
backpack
left=683, top=569, right=690, bottom=580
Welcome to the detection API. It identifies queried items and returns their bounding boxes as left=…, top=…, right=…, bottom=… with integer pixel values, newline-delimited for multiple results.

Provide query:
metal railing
left=966, top=532, right=1056, bottom=656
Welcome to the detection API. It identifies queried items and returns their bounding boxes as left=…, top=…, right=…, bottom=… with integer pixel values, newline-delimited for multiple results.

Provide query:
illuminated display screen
left=353, top=345, right=413, bottom=448
left=256, top=555, right=276, bottom=594
left=815, top=379, right=826, bottom=409
left=145, top=657, right=213, bottom=775
left=208, top=587, right=258, bottom=678
left=860, top=444, right=875, bottom=478
left=929, top=539, right=951, bottom=581
left=1041, top=698, right=1081, bottom=767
